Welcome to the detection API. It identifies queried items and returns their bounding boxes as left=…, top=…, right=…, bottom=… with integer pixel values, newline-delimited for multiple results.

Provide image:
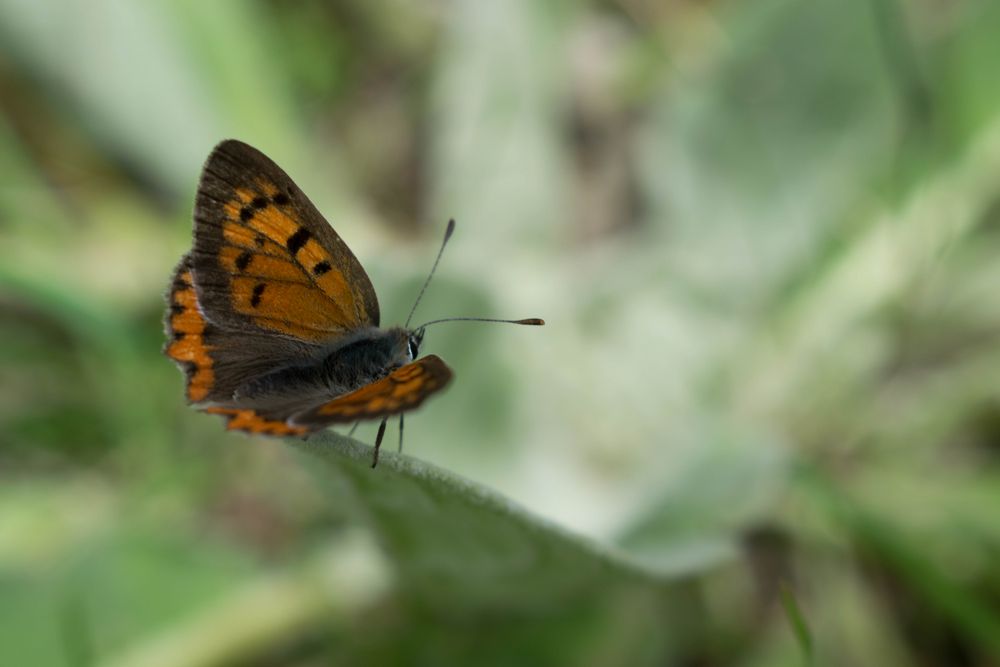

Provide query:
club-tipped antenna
left=415, top=316, right=545, bottom=329
left=404, top=219, right=456, bottom=328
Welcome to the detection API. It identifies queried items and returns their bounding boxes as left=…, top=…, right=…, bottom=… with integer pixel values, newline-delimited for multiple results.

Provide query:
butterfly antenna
left=415, top=316, right=545, bottom=329
left=404, top=219, right=456, bottom=328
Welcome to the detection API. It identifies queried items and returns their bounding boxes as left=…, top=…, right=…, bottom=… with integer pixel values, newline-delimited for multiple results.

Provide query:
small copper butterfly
left=164, top=140, right=543, bottom=466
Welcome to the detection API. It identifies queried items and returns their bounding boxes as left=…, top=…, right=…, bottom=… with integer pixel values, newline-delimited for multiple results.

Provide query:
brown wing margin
left=291, top=355, right=453, bottom=427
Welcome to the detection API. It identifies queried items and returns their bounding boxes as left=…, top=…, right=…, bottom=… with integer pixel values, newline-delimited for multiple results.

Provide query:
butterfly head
left=407, top=328, right=425, bottom=361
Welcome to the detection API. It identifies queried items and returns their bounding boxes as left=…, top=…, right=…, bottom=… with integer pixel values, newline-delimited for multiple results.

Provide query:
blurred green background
left=3, top=0, right=1000, bottom=665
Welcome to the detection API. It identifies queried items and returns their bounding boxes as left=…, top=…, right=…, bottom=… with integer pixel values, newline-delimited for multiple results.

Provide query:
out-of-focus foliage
left=2, top=0, right=1000, bottom=665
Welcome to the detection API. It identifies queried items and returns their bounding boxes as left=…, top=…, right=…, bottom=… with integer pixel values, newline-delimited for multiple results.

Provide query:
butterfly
left=164, top=140, right=543, bottom=467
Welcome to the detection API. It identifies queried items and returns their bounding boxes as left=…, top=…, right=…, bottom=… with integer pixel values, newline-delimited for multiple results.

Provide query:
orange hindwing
left=292, top=355, right=453, bottom=427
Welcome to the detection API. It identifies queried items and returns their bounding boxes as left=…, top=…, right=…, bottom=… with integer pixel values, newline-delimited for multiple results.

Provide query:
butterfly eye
left=407, top=329, right=424, bottom=360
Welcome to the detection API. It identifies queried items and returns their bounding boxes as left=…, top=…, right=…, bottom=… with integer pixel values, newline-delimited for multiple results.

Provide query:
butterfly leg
left=347, top=421, right=360, bottom=437
left=371, top=417, right=388, bottom=468
left=398, top=414, right=405, bottom=454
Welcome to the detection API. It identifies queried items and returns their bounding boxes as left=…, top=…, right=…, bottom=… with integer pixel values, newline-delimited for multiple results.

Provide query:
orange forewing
left=213, top=184, right=369, bottom=339
left=218, top=245, right=305, bottom=283
left=220, top=218, right=290, bottom=258
left=294, top=355, right=453, bottom=425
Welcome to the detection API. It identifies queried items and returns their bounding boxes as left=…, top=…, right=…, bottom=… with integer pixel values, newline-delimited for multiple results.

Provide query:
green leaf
left=291, top=432, right=666, bottom=610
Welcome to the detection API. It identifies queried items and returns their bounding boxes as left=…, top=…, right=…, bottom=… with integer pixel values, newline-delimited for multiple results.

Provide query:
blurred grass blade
left=780, top=581, right=814, bottom=666
left=101, top=532, right=390, bottom=667
left=799, top=465, right=1000, bottom=656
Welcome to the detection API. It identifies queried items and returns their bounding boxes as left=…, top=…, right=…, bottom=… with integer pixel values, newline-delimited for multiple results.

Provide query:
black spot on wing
left=286, top=227, right=311, bottom=255
left=252, top=196, right=269, bottom=209
left=240, top=206, right=254, bottom=222
left=273, top=192, right=290, bottom=205
left=250, top=283, right=266, bottom=307
left=235, top=251, right=253, bottom=271
left=313, top=261, right=331, bottom=276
